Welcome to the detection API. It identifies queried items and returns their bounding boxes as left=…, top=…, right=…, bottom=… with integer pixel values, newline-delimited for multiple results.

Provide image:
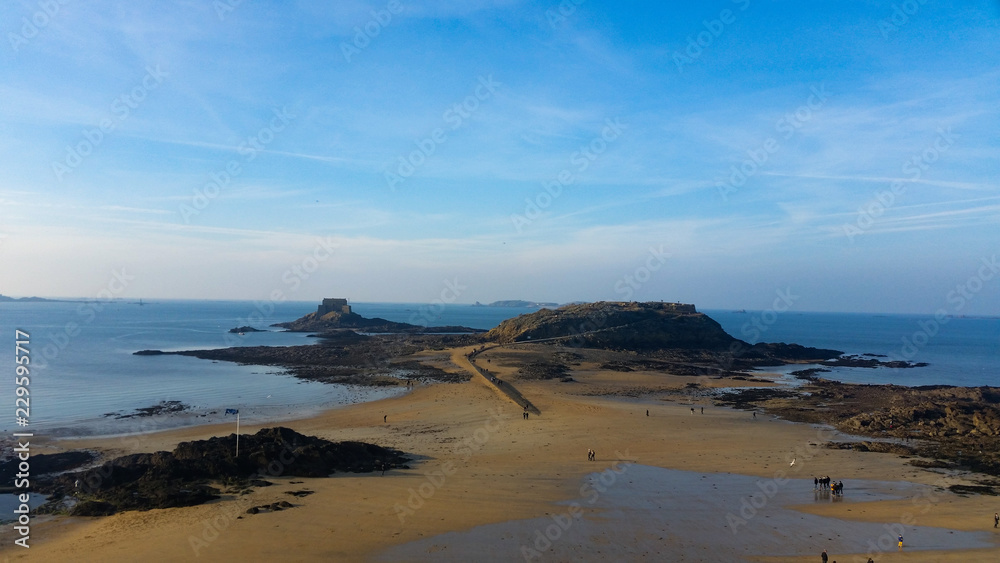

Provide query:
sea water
left=706, top=310, right=999, bottom=387
left=0, top=300, right=406, bottom=437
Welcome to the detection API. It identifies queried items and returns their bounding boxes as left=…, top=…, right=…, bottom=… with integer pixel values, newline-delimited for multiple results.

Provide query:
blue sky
left=1, top=0, right=998, bottom=314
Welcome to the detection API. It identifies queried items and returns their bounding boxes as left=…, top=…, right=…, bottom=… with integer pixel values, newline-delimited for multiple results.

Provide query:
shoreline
left=33, top=384, right=410, bottom=442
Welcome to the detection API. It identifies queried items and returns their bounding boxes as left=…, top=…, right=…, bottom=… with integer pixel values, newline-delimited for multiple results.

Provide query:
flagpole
left=236, top=412, right=240, bottom=457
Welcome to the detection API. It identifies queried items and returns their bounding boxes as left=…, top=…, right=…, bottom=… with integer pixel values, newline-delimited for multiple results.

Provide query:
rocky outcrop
left=486, top=302, right=729, bottom=350
left=136, top=335, right=472, bottom=385
left=44, top=428, right=408, bottom=514
left=841, top=398, right=1000, bottom=438
left=821, top=355, right=928, bottom=369
left=0, top=451, right=97, bottom=488
left=723, top=382, right=1000, bottom=478
left=274, top=310, right=482, bottom=334
left=485, top=302, right=842, bottom=363
left=229, top=326, right=266, bottom=333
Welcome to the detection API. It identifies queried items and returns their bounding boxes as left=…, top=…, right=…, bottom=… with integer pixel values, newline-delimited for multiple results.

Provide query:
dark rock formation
left=821, top=355, right=928, bottom=369
left=0, top=451, right=98, bottom=487
left=105, top=400, right=188, bottom=419
left=229, top=326, right=266, bottom=333
left=718, top=382, right=1000, bottom=478
left=134, top=334, right=471, bottom=385
left=485, top=302, right=842, bottom=363
left=44, top=427, right=408, bottom=514
left=516, top=361, right=570, bottom=380
left=486, top=302, right=728, bottom=349
left=274, top=310, right=482, bottom=334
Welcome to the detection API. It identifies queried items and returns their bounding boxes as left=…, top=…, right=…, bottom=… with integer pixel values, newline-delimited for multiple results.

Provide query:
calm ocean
left=0, top=301, right=995, bottom=437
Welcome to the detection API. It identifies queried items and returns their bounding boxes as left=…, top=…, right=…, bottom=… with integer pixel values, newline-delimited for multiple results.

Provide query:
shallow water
left=0, top=493, right=46, bottom=524
left=0, top=301, right=414, bottom=436
left=377, top=465, right=998, bottom=562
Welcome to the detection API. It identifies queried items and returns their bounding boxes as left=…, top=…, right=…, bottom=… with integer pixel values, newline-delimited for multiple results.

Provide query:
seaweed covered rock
left=48, top=428, right=407, bottom=513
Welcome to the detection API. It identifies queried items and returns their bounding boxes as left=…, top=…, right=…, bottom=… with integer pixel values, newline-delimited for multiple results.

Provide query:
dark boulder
left=45, top=427, right=407, bottom=514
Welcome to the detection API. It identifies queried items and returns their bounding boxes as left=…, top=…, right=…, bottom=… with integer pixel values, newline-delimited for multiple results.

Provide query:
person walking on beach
left=898, top=535, right=903, bottom=549
left=646, top=409, right=649, bottom=416
left=700, top=407, right=704, bottom=414
left=752, top=411, right=756, bottom=419
left=821, top=549, right=828, bottom=563
left=994, top=512, right=998, bottom=528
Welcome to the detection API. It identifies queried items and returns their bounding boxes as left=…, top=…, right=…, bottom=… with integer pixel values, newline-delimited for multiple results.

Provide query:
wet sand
left=3, top=345, right=999, bottom=562
left=377, top=468, right=995, bottom=562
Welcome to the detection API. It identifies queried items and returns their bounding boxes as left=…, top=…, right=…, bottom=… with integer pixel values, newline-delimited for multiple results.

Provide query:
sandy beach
left=3, top=344, right=999, bottom=562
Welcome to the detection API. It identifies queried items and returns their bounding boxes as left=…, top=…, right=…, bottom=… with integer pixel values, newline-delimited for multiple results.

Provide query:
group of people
left=522, top=407, right=530, bottom=420
left=587, top=448, right=596, bottom=461
left=814, top=476, right=844, bottom=495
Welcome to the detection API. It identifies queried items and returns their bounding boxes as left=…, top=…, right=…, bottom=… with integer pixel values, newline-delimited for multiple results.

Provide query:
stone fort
left=317, top=298, right=351, bottom=316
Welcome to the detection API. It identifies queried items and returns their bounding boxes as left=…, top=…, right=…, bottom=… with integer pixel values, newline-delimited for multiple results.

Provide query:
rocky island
left=273, top=297, right=483, bottom=334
